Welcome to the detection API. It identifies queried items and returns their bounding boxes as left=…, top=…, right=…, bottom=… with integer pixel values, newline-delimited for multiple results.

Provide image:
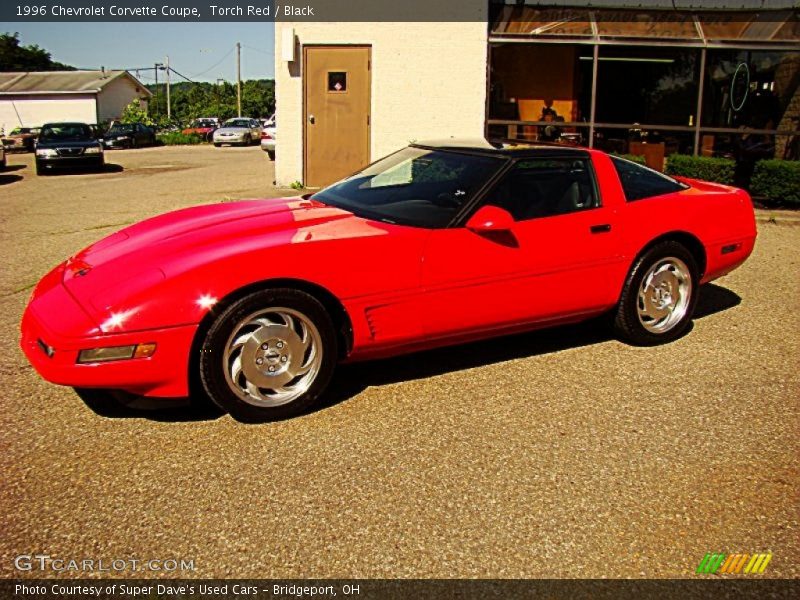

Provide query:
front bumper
left=20, top=281, right=197, bottom=397
left=37, top=155, right=104, bottom=170
left=103, top=138, right=132, bottom=149
left=214, top=133, right=248, bottom=143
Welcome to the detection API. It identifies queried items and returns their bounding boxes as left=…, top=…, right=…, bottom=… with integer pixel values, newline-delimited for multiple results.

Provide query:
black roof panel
left=412, top=138, right=591, bottom=158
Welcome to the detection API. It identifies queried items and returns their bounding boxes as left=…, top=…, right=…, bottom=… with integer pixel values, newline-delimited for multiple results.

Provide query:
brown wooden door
left=304, top=46, right=371, bottom=188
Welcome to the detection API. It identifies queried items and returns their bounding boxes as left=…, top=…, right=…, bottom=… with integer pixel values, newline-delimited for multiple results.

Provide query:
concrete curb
left=755, top=209, right=800, bottom=226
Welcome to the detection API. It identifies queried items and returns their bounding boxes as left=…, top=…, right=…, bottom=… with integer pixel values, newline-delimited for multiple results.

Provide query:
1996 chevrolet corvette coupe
left=21, top=140, right=756, bottom=421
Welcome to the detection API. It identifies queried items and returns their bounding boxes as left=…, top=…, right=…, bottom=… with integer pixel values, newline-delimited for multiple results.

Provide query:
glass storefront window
left=702, top=50, right=800, bottom=131
left=594, top=46, right=700, bottom=127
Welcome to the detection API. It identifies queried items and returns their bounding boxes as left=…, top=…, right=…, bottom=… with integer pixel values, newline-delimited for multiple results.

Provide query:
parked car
left=34, top=122, right=104, bottom=175
left=19, top=140, right=756, bottom=422
left=103, top=123, right=156, bottom=149
left=213, top=118, right=262, bottom=147
left=3, top=127, right=40, bottom=152
left=0, top=140, right=5, bottom=169
left=182, top=119, right=218, bottom=141
left=260, top=118, right=276, bottom=160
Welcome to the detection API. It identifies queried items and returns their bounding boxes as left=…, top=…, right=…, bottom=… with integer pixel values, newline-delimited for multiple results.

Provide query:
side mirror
left=466, top=205, right=514, bottom=232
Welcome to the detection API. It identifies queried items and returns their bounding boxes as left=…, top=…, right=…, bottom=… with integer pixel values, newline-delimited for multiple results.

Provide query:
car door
left=421, top=155, right=625, bottom=339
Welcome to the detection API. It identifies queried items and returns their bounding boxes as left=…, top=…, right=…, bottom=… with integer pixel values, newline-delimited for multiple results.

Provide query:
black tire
left=199, top=288, right=338, bottom=422
left=214, top=142, right=221, bottom=148
left=613, top=241, right=699, bottom=346
left=267, top=150, right=275, bottom=161
left=35, top=160, right=44, bottom=176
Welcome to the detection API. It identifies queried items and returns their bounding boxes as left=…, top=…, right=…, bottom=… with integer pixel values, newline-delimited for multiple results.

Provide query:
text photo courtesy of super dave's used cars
left=2, top=0, right=800, bottom=589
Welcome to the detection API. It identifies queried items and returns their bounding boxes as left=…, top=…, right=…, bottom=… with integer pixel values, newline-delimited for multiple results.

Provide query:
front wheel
left=267, top=149, right=275, bottom=161
left=613, top=241, right=699, bottom=346
left=199, top=288, right=337, bottom=422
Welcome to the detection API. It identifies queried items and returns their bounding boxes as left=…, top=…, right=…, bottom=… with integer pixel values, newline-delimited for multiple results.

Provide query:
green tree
left=120, top=98, right=154, bottom=126
left=0, top=32, right=75, bottom=71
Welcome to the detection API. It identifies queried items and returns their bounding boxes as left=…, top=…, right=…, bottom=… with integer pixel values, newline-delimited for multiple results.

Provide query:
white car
left=213, top=118, right=262, bottom=147
left=260, top=118, right=276, bottom=160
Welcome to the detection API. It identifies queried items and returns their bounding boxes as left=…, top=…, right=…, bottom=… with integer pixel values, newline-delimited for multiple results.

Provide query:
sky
left=4, top=22, right=276, bottom=82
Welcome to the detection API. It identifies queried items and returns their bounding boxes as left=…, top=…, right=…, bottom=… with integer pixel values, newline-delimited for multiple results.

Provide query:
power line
left=188, top=46, right=235, bottom=78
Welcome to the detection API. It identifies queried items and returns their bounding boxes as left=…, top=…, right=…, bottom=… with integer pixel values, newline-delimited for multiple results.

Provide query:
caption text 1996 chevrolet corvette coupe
left=21, top=140, right=756, bottom=421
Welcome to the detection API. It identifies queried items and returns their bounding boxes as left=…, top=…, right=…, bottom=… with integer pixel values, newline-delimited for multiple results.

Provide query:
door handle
left=590, top=224, right=612, bottom=234
left=308, top=114, right=315, bottom=124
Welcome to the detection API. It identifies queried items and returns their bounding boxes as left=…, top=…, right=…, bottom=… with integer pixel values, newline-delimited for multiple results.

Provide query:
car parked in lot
left=3, top=126, right=40, bottom=152
left=0, top=140, right=5, bottom=169
left=213, top=118, right=262, bottom=147
left=261, top=118, right=276, bottom=160
left=20, top=140, right=756, bottom=421
left=182, top=119, right=218, bottom=141
left=103, top=123, right=156, bottom=149
left=34, top=122, right=104, bottom=175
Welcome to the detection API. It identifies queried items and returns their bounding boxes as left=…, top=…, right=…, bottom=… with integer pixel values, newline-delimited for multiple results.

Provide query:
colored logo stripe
left=697, top=553, right=772, bottom=574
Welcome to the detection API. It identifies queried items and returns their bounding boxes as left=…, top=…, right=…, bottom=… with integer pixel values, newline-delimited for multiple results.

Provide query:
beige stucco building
left=274, top=1, right=798, bottom=187
left=273, top=19, right=489, bottom=187
left=0, top=70, right=151, bottom=132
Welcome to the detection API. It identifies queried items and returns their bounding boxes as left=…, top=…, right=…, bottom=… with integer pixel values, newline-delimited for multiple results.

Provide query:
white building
left=0, top=70, right=151, bottom=132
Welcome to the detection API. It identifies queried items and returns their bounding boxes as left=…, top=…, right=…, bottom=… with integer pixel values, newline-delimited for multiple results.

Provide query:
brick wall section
left=274, top=19, right=489, bottom=186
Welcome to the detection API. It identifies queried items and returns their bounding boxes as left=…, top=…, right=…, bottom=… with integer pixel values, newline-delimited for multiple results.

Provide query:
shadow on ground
left=77, top=283, right=741, bottom=422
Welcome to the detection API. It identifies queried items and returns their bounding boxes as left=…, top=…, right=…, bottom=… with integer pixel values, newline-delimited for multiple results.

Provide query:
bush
left=156, top=132, right=203, bottom=146
left=611, top=153, right=646, bottom=165
left=665, top=154, right=736, bottom=185
left=750, top=160, right=800, bottom=205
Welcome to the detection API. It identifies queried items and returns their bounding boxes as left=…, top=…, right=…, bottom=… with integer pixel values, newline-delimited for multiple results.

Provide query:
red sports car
left=20, top=140, right=756, bottom=421
left=181, top=119, right=217, bottom=141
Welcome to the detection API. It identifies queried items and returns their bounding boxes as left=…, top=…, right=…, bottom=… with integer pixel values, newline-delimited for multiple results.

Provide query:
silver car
left=213, top=118, right=262, bottom=147
left=260, top=117, right=276, bottom=160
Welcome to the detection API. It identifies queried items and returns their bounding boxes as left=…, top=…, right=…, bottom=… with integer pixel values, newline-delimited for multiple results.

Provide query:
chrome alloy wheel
left=636, top=257, right=692, bottom=334
left=223, top=307, right=323, bottom=407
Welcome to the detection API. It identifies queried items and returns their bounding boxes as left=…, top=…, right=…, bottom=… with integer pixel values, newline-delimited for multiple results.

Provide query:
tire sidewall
left=618, top=242, right=700, bottom=345
left=199, top=288, right=337, bottom=422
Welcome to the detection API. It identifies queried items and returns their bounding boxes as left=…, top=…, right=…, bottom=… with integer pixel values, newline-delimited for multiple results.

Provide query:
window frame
left=457, top=153, right=603, bottom=226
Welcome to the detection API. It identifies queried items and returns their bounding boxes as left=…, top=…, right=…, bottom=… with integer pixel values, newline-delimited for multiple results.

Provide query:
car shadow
left=2, top=164, right=26, bottom=172
left=0, top=173, right=23, bottom=185
left=78, top=283, right=741, bottom=422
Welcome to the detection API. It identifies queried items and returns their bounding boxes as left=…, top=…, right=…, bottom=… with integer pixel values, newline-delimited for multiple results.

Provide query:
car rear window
left=610, top=156, right=688, bottom=201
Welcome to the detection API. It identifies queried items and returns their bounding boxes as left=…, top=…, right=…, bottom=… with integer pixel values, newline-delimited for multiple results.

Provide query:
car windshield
left=312, top=146, right=507, bottom=228
left=108, top=125, right=135, bottom=135
left=225, top=119, right=251, bottom=128
left=11, top=128, right=30, bottom=135
left=192, top=120, right=215, bottom=128
left=39, top=124, right=93, bottom=141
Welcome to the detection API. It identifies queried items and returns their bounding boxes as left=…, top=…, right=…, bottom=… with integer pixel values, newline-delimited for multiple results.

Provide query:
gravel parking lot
left=0, top=145, right=797, bottom=579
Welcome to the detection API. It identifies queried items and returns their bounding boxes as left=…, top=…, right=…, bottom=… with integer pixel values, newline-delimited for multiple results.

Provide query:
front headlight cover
left=36, top=148, right=57, bottom=157
left=84, top=146, right=103, bottom=154
left=77, top=343, right=156, bottom=364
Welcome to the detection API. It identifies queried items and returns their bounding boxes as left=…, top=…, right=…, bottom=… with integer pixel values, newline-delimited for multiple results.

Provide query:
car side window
left=610, top=156, right=688, bottom=201
left=483, top=157, right=599, bottom=221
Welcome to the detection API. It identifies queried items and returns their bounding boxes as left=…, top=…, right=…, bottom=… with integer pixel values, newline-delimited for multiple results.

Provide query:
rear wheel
left=613, top=241, right=699, bottom=345
left=199, top=288, right=337, bottom=422
left=267, top=149, right=275, bottom=161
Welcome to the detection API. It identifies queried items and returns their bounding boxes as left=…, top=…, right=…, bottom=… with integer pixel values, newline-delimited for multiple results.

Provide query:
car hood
left=37, top=138, right=100, bottom=149
left=62, top=198, right=358, bottom=328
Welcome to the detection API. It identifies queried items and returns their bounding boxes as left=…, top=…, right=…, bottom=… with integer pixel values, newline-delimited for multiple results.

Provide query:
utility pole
left=165, top=56, right=171, bottom=121
left=153, top=63, right=160, bottom=117
left=236, top=42, right=242, bottom=117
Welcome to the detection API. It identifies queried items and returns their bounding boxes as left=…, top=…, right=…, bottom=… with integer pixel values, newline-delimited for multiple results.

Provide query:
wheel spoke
left=222, top=305, right=324, bottom=408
